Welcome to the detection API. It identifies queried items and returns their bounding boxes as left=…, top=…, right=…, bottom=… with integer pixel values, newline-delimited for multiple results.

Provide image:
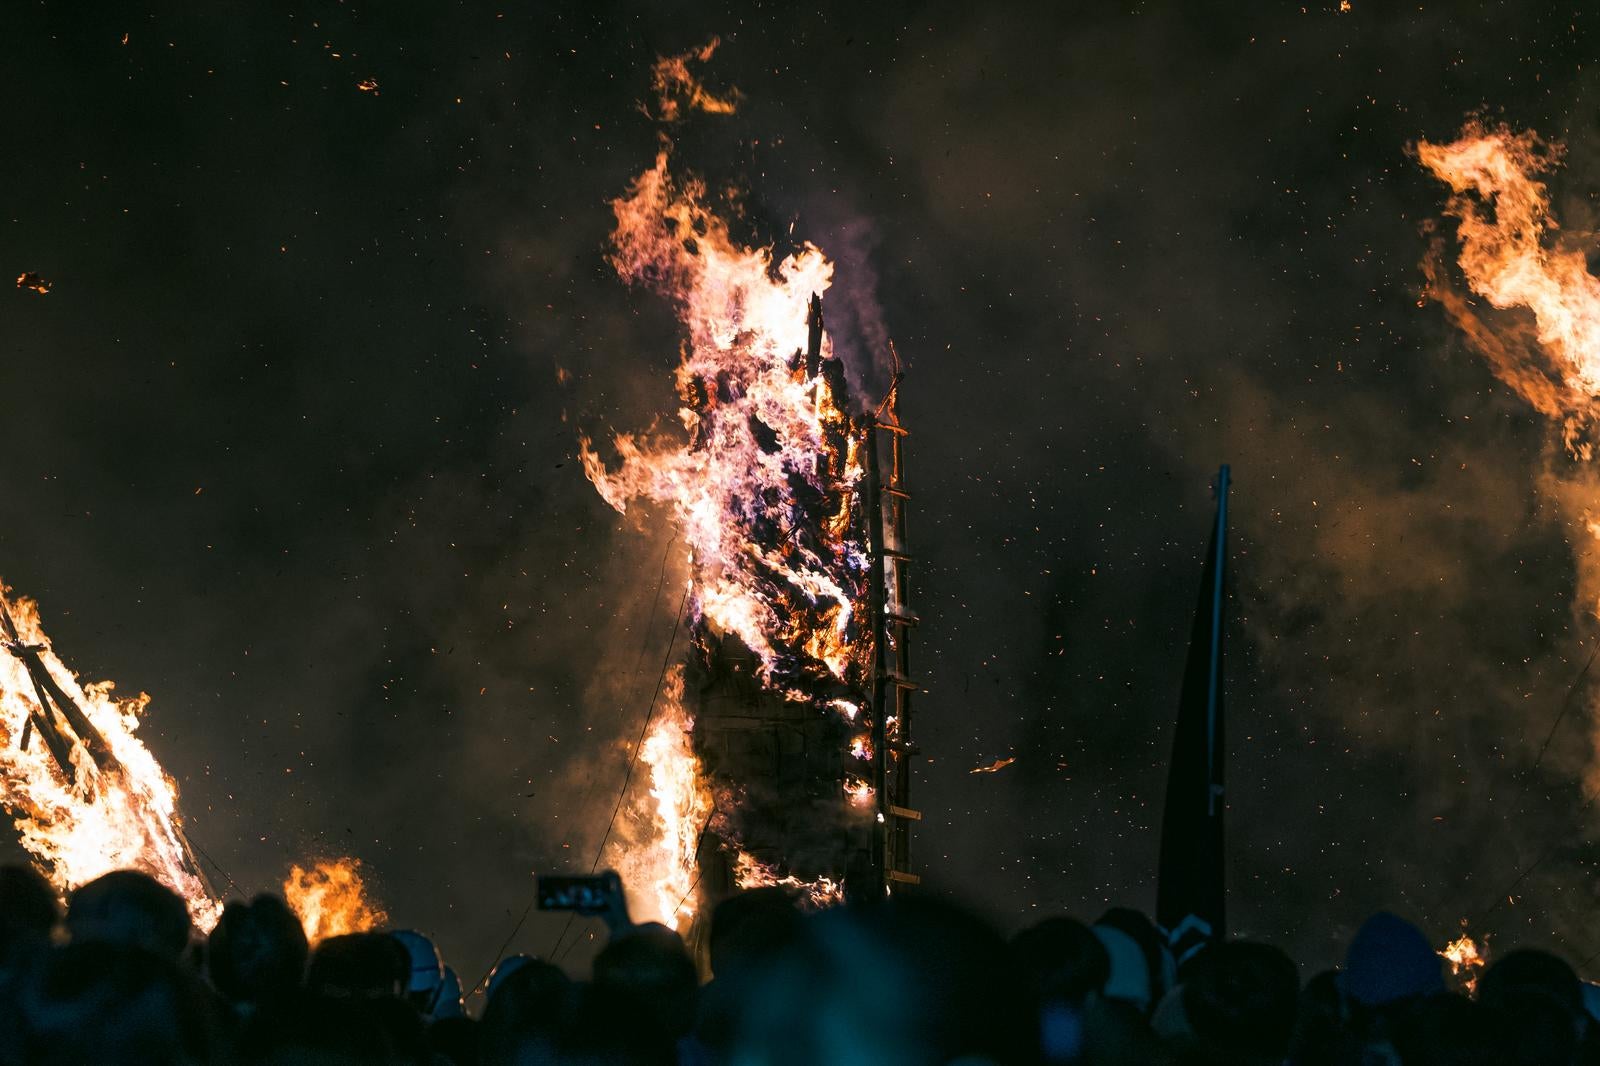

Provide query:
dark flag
left=1156, top=465, right=1229, bottom=966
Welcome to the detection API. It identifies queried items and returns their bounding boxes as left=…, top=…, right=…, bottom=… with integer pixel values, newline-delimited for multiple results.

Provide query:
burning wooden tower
left=679, top=297, right=921, bottom=907
left=582, top=145, right=923, bottom=928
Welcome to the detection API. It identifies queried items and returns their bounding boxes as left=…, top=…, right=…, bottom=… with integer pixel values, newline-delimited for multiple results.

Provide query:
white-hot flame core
left=0, top=590, right=222, bottom=928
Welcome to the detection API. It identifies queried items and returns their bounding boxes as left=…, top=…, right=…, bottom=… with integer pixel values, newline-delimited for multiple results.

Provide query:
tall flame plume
left=583, top=42, right=878, bottom=923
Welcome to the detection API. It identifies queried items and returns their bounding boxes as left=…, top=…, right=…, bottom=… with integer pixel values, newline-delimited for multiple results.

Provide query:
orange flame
left=1417, top=122, right=1600, bottom=435
left=0, top=586, right=221, bottom=928
left=732, top=850, right=845, bottom=910
left=283, top=857, right=386, bottom=943
left=649, top=38, right=738, bottom=122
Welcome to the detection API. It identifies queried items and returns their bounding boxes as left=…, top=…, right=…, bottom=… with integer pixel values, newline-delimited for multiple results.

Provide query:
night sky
left=6, top=1, right=1600, bottom=981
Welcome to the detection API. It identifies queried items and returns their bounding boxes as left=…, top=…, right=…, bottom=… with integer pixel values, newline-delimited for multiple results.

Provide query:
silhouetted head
left=206, top=892, right=308, bottom=1006
left=1388, top=992, right=1510, bottom=1066
left=389, top=929, right=445, bottom=1014
left=1094, top=908, right=1175, bottom=1013
left=593, top=921, right=698, bottom=1040
left=433, top=964, right=464, bottom=1020
left=1478, top=948, right=1585, bottom=1066
left=17, top=940, right=218, bottom=1065
left=485, top=953, right=539, bottom=1002
left=428, top=1013, right=479, bottom=1066
left=1341, top=912, right=1443, bottom=1008
left=66, top=870, right=191, bottom=961
left=1288, top=968, right=1348, bottom=1065
left=1478, top=948, right=1583, bottom=1017
left=708, top=886, right=803, bottom=978
left=731, top=894, right=1031, bottom=1066
left=236, top=989, right=410, bottom=1065
left=531, top=982, right=676, bottom=1066
left=1012, top=916, right=1111, bottom=1007
left=1181, top=940, right=1300, bottom=1060
left=0, top=863, right=59, bottom=967
left=479, top=955, right=571, bottom=1064
left=306, top=931, right=408, bottom=1000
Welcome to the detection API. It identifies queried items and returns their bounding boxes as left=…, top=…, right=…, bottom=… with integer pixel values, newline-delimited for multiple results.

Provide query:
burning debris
left=581, top=44, right=918, bottom=927
left=1439, top=929, right=1487, bottom=995
left=970, top=756, right=1017, bottom=775
left=648, top=38, right=738, bottom=122
left=15, top=272, right=50, bottom=295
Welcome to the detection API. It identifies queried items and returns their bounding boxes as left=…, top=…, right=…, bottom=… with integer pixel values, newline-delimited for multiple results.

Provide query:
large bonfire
left=581, top=42, right=877, bottom=927
left=0, top=581, right=380, bottom=938
left=0, top=585, right=221, bottom=926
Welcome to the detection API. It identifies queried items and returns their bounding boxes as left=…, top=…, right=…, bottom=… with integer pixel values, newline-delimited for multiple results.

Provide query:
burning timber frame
left=0, top=594, right=215, bottom=899
left=683, top=298, right=921, bottom=909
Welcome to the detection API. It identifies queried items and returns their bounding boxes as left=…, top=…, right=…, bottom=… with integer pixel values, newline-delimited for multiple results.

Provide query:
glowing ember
left=970, top=756, right=1017, bottom=775
left=284, top=857, right=386, bottom=942
left=0, top=584, right=221, bottom=928
left=15, top=272, right=50, bottom=295
left=1439, top=930, right=1487, bottom=994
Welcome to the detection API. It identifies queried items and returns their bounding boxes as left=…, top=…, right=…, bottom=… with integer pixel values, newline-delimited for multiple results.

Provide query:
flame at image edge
left=0, top=587, right=222, bottom=928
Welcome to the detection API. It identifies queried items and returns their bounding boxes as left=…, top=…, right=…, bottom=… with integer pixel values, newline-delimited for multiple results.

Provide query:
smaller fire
left=283, top=857, right=386, bottom=943
left=15, top=272, right=50, bottom=295
left=849, top=736, right=872, bottom=760
left=1439, top=929, right=1487, bottom=995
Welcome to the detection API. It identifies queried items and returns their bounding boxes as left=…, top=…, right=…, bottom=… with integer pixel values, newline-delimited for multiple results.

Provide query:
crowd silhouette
left=0, top=863, right=1592, bottom=1064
